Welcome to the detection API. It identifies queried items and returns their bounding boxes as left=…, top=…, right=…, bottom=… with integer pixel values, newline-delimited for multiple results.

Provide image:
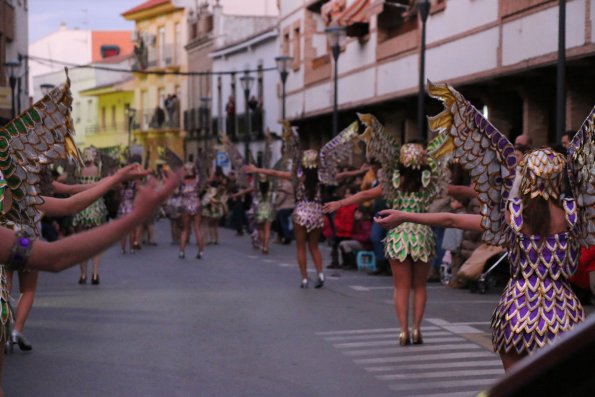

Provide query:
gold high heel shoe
left=412, top=329, right=423, bottom=345
left=399, top=331, right=411, bottom=346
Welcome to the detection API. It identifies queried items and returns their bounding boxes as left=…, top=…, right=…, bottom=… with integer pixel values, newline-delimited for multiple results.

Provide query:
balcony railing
left=147, top=44, right=179, bottom=69
left=134, top=108, right=180, bottom=132
left=85, top=122, right=129, bottom=135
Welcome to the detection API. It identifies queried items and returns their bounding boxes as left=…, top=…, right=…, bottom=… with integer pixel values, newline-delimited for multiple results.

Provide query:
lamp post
left=556, top=0, right=566, bottom=143
left=275, top=55, right=293, bottom=119
left=40, top=83, right=55, bottom=96
left=200, top=96, right=211, bottom=144
left=325, top=25, right=346, bottom=137
left=4, top=60, right=21, bottom=119
left=417, top=0, right=430, bottom=142
left=239, top=71, right=255, bottom=159
left=126, top=107, right=137, bottom=157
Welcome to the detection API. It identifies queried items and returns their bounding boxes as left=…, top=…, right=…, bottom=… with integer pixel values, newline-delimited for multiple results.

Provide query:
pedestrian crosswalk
left=316, top=323, right=504, bottom=396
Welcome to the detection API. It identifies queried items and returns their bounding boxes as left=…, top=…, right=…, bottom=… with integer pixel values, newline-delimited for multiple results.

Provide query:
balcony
left=147, top=44, right=180, bottom=69
left=85, top=122, right=129, bottom=135
left=134, top=108, right=181, bottom=132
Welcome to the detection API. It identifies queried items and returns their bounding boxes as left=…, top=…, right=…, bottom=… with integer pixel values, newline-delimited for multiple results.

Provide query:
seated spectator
left=327, top=186, right=357, bottom=269
left=337, top=207, right=372, bottom=269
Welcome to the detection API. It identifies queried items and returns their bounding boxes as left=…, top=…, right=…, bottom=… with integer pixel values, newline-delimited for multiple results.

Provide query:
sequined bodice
left=181, top=180, right=198, bottom=199
left=390, top=191, right=431, bottom=213
left=295, top=177, right=321, bottom=204
left=507, top=198, right=580, bottom=280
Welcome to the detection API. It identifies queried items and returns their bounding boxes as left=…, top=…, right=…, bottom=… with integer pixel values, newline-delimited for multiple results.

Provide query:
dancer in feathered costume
left=324, top=113, right=444, bottom=346
left=228, top=132, right=277, bottom=254
left=375, top=81, right=593, bottom=370
left=72, top=146, right=109, bottom=284
left=0, top=72, right=151, bottom=358
left=245, top=120, right=362, bottom=288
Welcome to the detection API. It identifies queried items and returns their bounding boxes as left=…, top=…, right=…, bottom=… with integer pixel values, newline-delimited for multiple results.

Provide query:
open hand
left=133, top=169, right=183, bottom=219
left=243, top=164, right=257, bottom=174
left=323, top=201, right=341, bottom=214
left=374, top=209, right=405, bottom=230
left=115, top=164, right=152, bottom=182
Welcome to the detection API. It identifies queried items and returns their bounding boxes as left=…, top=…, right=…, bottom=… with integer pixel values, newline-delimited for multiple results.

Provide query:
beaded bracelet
left=6, top=232, right=33, bottom=272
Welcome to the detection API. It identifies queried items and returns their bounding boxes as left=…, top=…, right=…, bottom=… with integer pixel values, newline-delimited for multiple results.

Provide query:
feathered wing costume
left=0, top=71, right=83, bottom=341
left=358, top=113, right=443, bottom=263
left=428, top=81, right=593, bottom=355
left=279, top=119, right=361, bottom=232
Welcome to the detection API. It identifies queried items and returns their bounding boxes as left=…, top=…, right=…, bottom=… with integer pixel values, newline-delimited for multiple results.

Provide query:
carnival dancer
left=245, top=120, right=362, bottom=288
left=71, top=147, right=108, bottom=284
left=118, top=176, right=139, bottom=254
left=0, top=73, right=172, bottom=395
left=375, top=82, right=593, bottom=370
left=323, top=114, right=444, bottom=346
left=228, top=133, right=276, bottom=254
left=178, top=162, right=205, bottom=259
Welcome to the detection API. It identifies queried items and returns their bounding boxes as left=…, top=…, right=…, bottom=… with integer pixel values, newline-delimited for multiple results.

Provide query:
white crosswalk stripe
left=317, top=322, right=504, bottom=396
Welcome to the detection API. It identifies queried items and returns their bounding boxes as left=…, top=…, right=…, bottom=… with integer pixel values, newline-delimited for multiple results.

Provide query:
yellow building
left=122, top=0, right=188, bottom=169
left=79, top=78, right=135, bottom=150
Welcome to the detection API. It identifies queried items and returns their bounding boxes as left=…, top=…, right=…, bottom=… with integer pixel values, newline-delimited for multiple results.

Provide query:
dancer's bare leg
left=411, top=260, right=430, bottom=331
left=391, top=259, right=412, bottom=337
left=294, top=224, right=308, bottom=279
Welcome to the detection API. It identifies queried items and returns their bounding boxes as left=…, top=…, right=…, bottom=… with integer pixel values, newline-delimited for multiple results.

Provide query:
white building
left=279, top=0, right=595, bottom=146
left=28, top=24, right=133, bottom=98
left=211, top=24, right=282, bottom=165
left=33, top=56, right=133, bottom=145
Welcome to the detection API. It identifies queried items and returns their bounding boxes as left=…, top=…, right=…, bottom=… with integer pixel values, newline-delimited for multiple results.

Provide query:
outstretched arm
left=336, top=164, right=370, bottom=182
left=40, top=164, right=150, bottom=216
left=323, top=185, right=383, bottom=213
left=243, top=164, right=291, bottom=180
left=52, top=180, right=97, bottom=195
left=229, top=186, right=254, bottom=200
left=374, top=209, right=482, bottom=231
left=1, top=170, right=182, bottom=273
left=447, top=183, right=477, bottom=200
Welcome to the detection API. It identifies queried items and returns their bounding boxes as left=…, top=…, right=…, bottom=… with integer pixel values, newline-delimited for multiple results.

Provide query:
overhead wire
left=24, top=54, right=277, bottom=76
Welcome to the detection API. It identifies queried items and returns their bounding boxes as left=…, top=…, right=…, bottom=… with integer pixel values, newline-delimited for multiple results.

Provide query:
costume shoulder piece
left=280, top=120, right=301, bottom=178
left=196, top=142, right=215, bottom=193
left=221, top=135, right=247, bottom=188
left=357, top=113, right=400, bottom=201
left=318, top=120, right=360, bottom=185
left=0, top=70, right=83, bottom=235
left=428, top=81, right=517, bottom=246
left=567, top=106, right=595, bottom=246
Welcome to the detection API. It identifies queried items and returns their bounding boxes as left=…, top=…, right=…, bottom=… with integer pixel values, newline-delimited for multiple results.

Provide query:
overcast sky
left=29, top=0, right=145, bottom=44
left=29, top=0, right=278, bottom=44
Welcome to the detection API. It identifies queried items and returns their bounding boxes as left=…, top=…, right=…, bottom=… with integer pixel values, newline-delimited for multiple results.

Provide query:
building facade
left=33, top=56, right=133, bottom=146
left=279, top=0, right=595, bottom=147
left=0, top=0, right=28, bottom=124
left=184, top=0, right=280, bottom=161
left=122, top=0, right=188, bottom=167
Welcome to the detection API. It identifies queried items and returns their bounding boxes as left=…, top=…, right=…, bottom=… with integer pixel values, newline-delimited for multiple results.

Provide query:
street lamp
left=275, top=55, right=293, bottom=119
left=239, top=72, right=255, bottom=159
left=126, top=107, right=137, bottom=155
left=40, top=83, right=55, bottom=96
left=556, top=0, right=566, bottom=143
left=325, top=25, right=346, bottom=137
left=4, top=60, right=21, bottom=119
left=200, top=96, right=211, bottom=143
left=417, top=0, right=430, bottom=142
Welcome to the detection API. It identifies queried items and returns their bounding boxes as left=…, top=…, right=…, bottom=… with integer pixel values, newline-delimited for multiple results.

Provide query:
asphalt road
left=4, top=221, right=592, bottom=396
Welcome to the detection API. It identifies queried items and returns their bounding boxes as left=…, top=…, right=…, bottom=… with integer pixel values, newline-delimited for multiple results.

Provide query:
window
left=174, top=22, right=182, bottom=65
left=377, top=1, right=416, bottom=43
left=282, top=27, right=290, bottom=56
left=111, top=105, right=116, bottom=127
left=87, top=99, right=94, bottom=122
left=158, top=26, right=166, bottom=67
left=292, top=24, right=301, bottom=71
left=101, top=106, right=106, bottom=129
